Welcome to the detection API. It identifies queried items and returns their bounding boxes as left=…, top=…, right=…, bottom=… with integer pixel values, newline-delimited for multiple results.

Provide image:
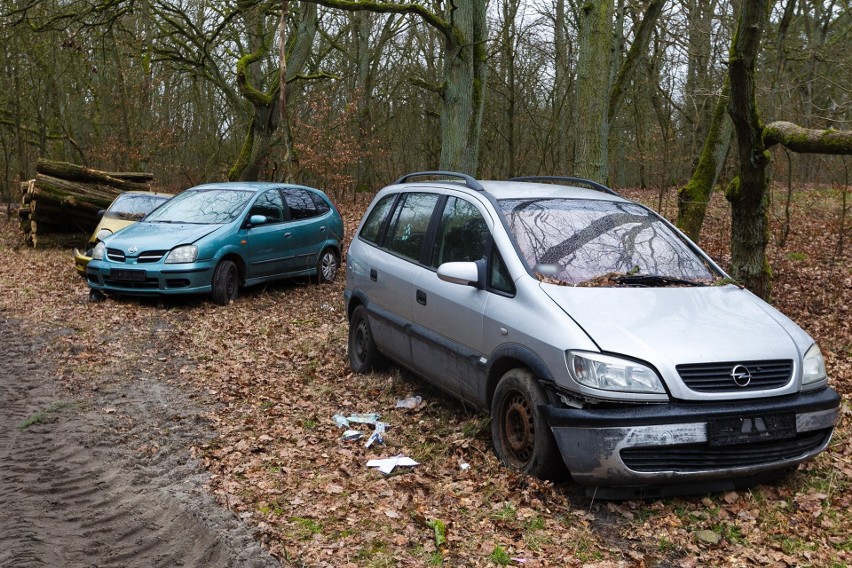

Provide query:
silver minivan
left=344, top=172, right=840, bottom=498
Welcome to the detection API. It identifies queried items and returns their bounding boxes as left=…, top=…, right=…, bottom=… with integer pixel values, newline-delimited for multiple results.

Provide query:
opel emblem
left=731, top=365, right=752, bottom=387
left=128, top=246, right=138, bottom=254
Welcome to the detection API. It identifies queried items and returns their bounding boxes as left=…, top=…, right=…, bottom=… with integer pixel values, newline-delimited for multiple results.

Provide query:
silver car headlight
left=802, top=344, right=827, bottom=386
left=92, top=241, right=106, bottom=260
left=95, top=228, right=112, bottom=242
left=165, top=245, right=198, bottom=264
left=566, top=351, right=665, bottom=394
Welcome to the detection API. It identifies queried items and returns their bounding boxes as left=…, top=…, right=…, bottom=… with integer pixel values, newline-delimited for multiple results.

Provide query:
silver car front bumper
left=544, top=387, right=840, bottom=494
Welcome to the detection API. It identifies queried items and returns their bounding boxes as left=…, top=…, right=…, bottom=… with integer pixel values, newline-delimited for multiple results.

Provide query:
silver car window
left=385, top=193, right=440, bottom=262
left=359, top=194, right=396, bottom=244
left=430, top=197, right=489, bottom=267
left=499, top=198, right=717, bottom=285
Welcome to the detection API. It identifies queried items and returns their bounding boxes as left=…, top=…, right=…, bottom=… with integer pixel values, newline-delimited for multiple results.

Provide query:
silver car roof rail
left=394, top=171, right=485, bottom=192
left=508, top=176, right=619, bottom=196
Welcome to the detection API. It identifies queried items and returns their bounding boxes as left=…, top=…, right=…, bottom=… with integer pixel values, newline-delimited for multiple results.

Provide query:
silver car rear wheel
left=348, top=305, right=385, bottom=372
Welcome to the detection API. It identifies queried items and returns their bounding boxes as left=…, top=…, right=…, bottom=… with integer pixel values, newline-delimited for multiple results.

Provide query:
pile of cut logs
left=19, top=159, right=154, bottom=247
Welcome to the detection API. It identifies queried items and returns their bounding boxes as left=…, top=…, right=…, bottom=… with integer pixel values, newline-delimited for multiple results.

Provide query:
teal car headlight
left=566, top=351, right=665, bottom=394
left=802, top=343, right=827, bottom=387
left=165, top=245, right=198, bottom=264
left=92, top=241, right=106, bottom=260
left=95, top=228, right=112, bottom=242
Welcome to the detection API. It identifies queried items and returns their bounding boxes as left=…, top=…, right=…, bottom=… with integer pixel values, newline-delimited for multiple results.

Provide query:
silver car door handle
left=416, top=290, right=427, bottom=305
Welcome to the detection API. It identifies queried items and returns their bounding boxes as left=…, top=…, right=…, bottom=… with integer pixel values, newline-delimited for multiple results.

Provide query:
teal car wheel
left=316, top=248, right=339, bottom=284
left=211, top=260, right=239, bottom=305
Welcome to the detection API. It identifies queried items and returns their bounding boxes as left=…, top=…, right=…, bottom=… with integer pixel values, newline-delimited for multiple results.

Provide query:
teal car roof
left=188, top=182, right=324, bottom=194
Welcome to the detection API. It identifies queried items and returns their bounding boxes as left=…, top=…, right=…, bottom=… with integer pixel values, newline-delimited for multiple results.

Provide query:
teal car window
left=250, top=190, right=284, bottom=222
left=283, top=188, right=318, bottom=220
left=146, top=189, right=253, bottom=224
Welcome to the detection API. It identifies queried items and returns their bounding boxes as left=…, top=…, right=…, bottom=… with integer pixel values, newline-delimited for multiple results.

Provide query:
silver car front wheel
left=491, top=368, right=567, bottom=481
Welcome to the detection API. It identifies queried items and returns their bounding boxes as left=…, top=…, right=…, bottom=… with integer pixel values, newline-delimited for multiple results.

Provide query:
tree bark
left=437, top=1, right=487, bottom=174
left=35, top=159, right=152, bottom=191
left=677, top=79, right=732, bottom=241
left=229, top=2, right=317, bottom=182
left=726, top=0, right=772, bottom=299
left=764, top=122, right=852, bottom=154
left=574, top=0, right=614, bottom=183
left=304, top=0, right=487, bottom=175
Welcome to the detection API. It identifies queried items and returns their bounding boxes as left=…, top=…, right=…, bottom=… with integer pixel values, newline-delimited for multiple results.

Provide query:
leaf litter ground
left=0, top=184, right=849, bottom=568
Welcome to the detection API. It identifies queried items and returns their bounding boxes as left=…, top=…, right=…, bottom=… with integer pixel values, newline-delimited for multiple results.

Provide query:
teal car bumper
left=86, top=258, right=217, bottom=296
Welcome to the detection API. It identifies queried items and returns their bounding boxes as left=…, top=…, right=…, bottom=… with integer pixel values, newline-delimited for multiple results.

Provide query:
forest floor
left=0, top=184, right=849, bottom=568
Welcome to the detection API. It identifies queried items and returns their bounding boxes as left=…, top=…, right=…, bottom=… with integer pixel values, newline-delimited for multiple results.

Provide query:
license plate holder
left=708, top=413, right=796, bottom=447
left=110, top=268, right=146, bottom=282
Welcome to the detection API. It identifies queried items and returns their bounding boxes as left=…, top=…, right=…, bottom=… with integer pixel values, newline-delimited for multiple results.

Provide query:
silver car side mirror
left=437, top=261, right=481, bottom=287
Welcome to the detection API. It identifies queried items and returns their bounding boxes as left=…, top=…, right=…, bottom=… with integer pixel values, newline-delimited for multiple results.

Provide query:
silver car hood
left=541, top=283, right=811, bottom=365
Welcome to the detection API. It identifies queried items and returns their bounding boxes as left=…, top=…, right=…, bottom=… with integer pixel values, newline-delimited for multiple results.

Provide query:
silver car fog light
left=566, top=351, right=665, bottom=394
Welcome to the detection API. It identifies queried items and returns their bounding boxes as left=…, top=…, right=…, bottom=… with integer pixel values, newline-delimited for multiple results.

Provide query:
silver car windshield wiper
left=612, top=274, right=706, bottom=287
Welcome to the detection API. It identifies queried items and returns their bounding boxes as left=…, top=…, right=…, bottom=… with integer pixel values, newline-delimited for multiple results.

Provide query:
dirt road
left=0, top=314, right=279, bottom=568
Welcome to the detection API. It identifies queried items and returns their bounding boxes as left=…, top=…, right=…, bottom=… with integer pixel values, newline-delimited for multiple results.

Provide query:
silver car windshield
left=499, top=198, right=719, bottom=286
left=145, top=189, right=253, bottom=224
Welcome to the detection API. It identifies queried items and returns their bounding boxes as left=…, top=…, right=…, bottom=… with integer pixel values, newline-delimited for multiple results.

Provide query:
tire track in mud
left=0, top=315, right=279, bottom=568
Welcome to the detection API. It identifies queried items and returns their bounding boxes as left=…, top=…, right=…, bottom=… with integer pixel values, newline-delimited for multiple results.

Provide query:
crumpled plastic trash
left=333, top=414, right=350, bottom=428
left=395, top=396, right=423, bottom=409
left=342, top=429, right=363, bottom=441
left=365, top=421, right=386, bottom=448
left=347, top=413, right=381, bottom=425
left=367, top=455, right=419, bottom=474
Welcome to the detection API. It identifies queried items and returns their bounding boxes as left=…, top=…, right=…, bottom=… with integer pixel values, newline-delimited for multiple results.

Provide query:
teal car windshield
left=145, top=189, right=253, bottom=224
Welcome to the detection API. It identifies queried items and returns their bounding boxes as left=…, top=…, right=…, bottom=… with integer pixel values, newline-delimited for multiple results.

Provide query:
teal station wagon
left=86, top=182, right=344, bottom=304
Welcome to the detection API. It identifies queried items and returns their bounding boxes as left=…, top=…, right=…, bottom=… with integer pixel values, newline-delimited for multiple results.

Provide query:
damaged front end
left=542, top=387, right=840, bottom=499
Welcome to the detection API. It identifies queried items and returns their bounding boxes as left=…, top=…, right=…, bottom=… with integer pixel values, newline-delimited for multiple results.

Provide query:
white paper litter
left=366, top=456, right=419, bottom=475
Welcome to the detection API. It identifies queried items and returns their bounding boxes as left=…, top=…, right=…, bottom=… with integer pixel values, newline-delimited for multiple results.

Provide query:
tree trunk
left=36, top=159, right=153, bottom=190
left=574, top=0, right=614, bottom=183
left=438, top=1, right=487, bottom=174
left=553, top=0, right=570, bottom=173
left=726, top=0, right=772, bottom=299
left=229, top=2, right=317, bottom=182
left=677, top=79, right=732, bottom=241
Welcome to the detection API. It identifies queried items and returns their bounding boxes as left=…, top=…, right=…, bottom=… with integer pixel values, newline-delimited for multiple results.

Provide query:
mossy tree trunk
left=574, top=0, right=614, bottom=183
left=726, top=0, right=772, bottom=299
left=229, top=2, right=317, bottom=182
left=437, top=1, right=487, bottom=174
left=575, top=0, right=665, bottom=184
left=307, top=0, right=487, bottom=175
left=720, top=2, right=852, bottom=300
left=676, top=79, right=732, bottom=242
